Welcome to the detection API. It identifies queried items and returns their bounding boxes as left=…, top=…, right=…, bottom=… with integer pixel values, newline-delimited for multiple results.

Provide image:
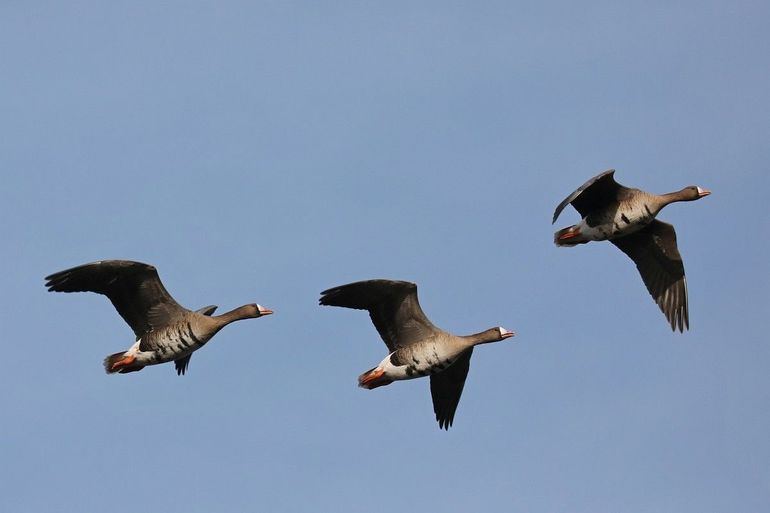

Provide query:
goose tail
left=358, top=367, right=393, bottom=389
left=103, top=351, right=144, bottom=374
left=554, top=225, right=586, bottom=246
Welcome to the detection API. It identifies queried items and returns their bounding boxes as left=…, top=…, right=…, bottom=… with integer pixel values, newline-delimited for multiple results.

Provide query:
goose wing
left=174, top=355, right=193, bottom=376
left=553, top=169, right=626, bottom=222
left=320, top=279, right=440, bottom=351
left=45, top=260, right=187, bottom=337
left=430, top=348, right=473, bottom=430
left=611, top=220, right=689, bottom=331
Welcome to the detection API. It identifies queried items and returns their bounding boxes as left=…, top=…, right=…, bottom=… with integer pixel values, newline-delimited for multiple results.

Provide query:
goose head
left=467, top=326, right=516, bottom=346
left=680, top=186, right=711, bottom=201
left=233, top=303, right=274, bottom=318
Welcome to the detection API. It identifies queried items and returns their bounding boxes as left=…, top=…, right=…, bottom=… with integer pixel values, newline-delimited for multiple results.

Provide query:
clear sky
left=1, top=2, right=768, bottom=512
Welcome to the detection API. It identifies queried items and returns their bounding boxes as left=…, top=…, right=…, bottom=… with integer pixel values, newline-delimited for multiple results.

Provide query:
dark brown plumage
left=45, top=260, right=179, bottom=337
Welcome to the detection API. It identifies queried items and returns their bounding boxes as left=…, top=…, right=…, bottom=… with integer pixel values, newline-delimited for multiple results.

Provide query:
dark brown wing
left=430, top=349, right=472, bottom=430
left=611, top=220, right=689, bottom=332
left=45, top=260, right=187, bottom=337
left=319, top=279, right=441, bottom=351
left=553, top=169, right=626, bottom=222
left=174, top=305, right=218, bottom=376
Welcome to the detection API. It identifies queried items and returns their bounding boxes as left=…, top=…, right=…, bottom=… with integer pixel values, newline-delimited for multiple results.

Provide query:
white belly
left=578, top=212, right=652, bottom=241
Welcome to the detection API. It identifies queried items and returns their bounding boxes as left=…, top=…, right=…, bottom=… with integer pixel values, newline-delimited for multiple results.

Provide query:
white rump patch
left=126, top=339, right=142, bottom=354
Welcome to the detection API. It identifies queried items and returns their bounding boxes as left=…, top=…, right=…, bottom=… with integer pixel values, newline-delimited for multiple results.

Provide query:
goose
left=45, top=260, right=273, bottom=374
left=552, top=169, right=710, bottom=331
left=319, top=279, right=514, bottom=430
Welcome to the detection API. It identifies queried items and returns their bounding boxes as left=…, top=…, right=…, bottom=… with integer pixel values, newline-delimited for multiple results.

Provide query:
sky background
left=1, top=1, right=768, bottom=512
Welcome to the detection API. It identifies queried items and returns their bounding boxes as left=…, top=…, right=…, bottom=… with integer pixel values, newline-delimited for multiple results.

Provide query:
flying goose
left=320, top=279, right=514, bottom=430
left=45, top=260, right=273, bottom=374
left=552, top=169, right=710, bottom=331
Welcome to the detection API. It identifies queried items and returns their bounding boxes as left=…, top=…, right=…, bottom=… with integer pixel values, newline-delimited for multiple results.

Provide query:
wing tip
left=436, top=415, right=453, bottom=430
left=44, top=273, right=71, bottom=292
left=318, top=288, right=340, bottom=306
left=661, top=278, right=689, bottom=333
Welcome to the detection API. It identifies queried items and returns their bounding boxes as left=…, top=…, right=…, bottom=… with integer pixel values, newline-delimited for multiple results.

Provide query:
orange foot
left=111, top=354, right=137, bottom=371
left=558, top=229, right=581, bottom=240
left=358, top=368, right=393, bottom=389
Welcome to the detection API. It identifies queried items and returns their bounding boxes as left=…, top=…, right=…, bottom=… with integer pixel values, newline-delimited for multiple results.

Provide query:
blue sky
left=1, top=1, right=768, bottom=512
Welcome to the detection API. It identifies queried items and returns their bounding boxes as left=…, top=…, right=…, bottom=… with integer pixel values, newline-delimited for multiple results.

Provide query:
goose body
left=383, top=332, right=466, bottom=380
left=118, top=306, right=217, bottom=374
left=320, top=279, right=514, bottom=430
left=560, top=188, right=661, bottom=242
left=553, top=170, right=710, bottom=331
left=45, top=260, right=273, bottom=375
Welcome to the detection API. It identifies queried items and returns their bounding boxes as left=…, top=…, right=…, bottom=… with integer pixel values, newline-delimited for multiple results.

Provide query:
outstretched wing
left=319, top=279, right=441, bottom=351
left=430, top=349, right=473, bottom=430
left=553, top=169, right=626, bottom=222
left=45, top=260, right=187, bottom=337
left=611, top=220, right=689, bottom=332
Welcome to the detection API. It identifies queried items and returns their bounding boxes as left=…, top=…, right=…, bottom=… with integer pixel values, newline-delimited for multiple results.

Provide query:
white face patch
left=498, top=327, right=514, bottom=338
left=696, top=186, right=712, bottom=197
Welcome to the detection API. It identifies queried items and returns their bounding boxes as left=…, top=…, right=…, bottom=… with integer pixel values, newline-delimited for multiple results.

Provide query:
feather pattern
left=611, top=221, right=689, bottom=332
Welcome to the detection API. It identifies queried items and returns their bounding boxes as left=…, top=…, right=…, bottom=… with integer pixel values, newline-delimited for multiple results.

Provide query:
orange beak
left=698, top=189, right=711, bottom=198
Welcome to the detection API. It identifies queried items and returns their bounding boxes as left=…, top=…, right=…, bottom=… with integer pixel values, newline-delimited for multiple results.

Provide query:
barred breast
left=139, top=320, right=213, bottom=365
